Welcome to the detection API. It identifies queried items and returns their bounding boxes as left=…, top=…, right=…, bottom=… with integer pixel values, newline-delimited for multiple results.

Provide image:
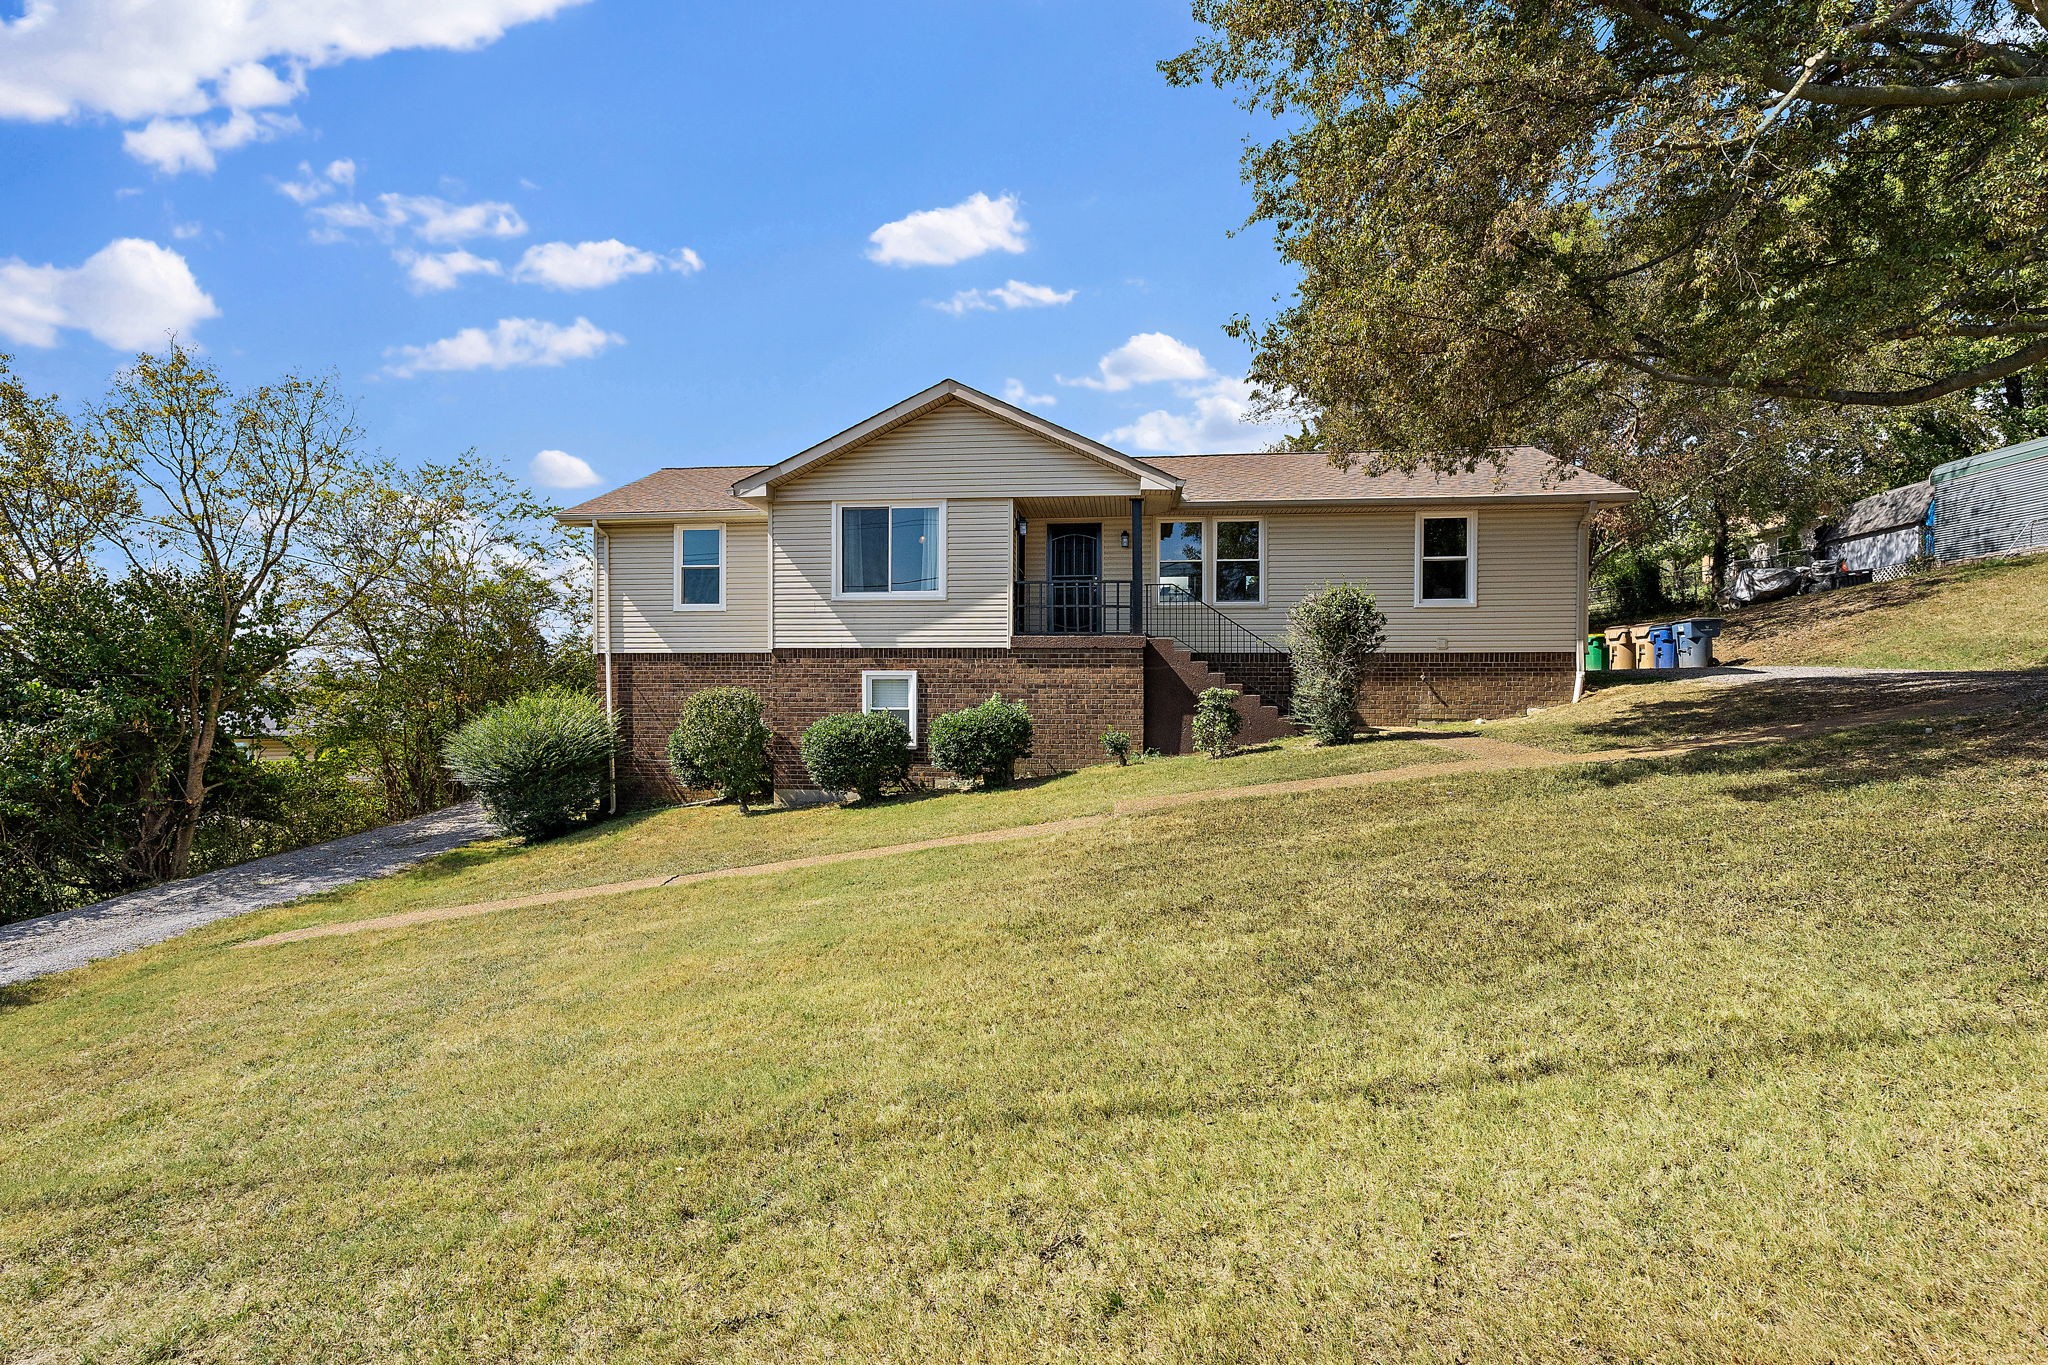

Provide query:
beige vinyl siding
left=1164, top=505, right=1584, bottom=651
left=772, top=497, right=1015, bottom=646
left=603, top=519, right=770, bottom=652
left=777, top=400, right=1144, bottom=501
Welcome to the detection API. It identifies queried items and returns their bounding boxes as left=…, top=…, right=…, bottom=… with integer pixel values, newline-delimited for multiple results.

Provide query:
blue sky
left=0, top=0, right=1299, bottom=498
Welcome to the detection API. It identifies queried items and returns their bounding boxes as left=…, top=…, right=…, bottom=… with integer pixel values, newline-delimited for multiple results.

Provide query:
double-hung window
left=1416, top=513, right=1475, bottom=606
left=674, top=525, right=724, bottom=610
left=839, top=504, right=943, bottom=597
left=1214, top=519, right=1263, bottom=604
left=1157, top=521, right=1204, bottom=602
left=862, top=670, right=917, bottom=744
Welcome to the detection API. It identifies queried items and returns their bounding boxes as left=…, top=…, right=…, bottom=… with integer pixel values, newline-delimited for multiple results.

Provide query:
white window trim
left=1414, top=510, right=1478, bottom=608
left=1211, top=516, right=1267, bottom=608
left=1156, top=518, right=1206, bottom=604
left=673, top=522, right=726, bottom=613
left=861, top=669, right=919, bottom=745
left=831, top=500, right=948, bottom=601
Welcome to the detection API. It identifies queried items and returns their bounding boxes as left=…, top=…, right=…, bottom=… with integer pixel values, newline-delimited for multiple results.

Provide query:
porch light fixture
left=1120, top=530, right=1131, bottom=549
left=1017, top=517, right=1027, bottom=537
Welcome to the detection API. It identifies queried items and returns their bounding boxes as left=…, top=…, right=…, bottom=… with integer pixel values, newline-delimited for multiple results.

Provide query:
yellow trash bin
left=1604, top=626, right=1636, bottom=670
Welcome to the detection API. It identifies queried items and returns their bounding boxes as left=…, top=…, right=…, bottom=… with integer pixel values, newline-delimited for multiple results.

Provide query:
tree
left=1165, top=2, right=2048, bottom=460
left=297, top=454, right=590, bottom=819
left=0, top=356, right=133, bottom=583
left=1286, top=583, right=1387, bottom=744
left=91, top=343, right=397, bottom=879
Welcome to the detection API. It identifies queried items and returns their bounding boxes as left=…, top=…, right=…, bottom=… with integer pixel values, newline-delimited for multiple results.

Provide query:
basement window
left=862, top=670, right=918, bottom=744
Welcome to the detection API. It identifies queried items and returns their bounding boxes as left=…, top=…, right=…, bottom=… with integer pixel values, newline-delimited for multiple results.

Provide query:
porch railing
left=1013, top=578, right=1134, bottom=635
left=1012, top=579, right=1286, bottom=656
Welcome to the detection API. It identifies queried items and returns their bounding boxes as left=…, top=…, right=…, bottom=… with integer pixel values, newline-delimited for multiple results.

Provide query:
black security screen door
left=1047, top=523, right=1102, bottom=633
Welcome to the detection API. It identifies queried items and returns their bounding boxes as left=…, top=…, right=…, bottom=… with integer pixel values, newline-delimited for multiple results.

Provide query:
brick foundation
left=608, top=638, right=1146, bottom=802
left=606, top=644, right=1574, bottom=802
left=1356, top=651, right=1578, bottom=723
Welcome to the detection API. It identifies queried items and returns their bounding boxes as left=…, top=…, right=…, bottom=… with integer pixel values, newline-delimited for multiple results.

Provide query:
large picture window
left=1416, top=514, right=1475, bottom=606
left=839, top=504, right=942, bottom=597
left=674, top=525, right=724, bottom=610
left=1214, top=519, right=1263, bottom=604
left=1158, top=520, right=1204, bottom=601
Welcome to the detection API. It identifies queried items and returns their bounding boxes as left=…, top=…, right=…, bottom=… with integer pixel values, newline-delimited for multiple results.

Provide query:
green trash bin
left=1585, top=633, right=1608, bottom=670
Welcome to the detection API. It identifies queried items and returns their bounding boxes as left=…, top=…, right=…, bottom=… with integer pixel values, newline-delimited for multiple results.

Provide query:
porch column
left=1129, top=496, right=1145, bottom=636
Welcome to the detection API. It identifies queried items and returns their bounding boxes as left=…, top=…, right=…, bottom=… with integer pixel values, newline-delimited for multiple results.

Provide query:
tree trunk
left=166, top=686, right=223, bottom=880
left=1709, top=505, right=1732, bottom=604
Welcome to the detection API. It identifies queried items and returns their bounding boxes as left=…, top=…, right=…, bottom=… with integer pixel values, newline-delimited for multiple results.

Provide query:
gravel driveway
left=0, top=802, right=496, bottom=988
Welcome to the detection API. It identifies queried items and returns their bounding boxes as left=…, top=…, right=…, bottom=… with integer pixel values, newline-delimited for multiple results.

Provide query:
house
left=1819, top=480, right=1934, bottom=581
left=557, top=379, right=1637, bottom=800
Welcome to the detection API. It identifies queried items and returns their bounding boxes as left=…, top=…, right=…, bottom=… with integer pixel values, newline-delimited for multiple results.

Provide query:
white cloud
left=511, top=239, right=703, bottom=291
left=1002, top=378, right=1056, bottom=408
left=529, top=448, right=601, bottom=489
left=1058, top=332, right=1214, bottom=392
left=935, top=278, right=1076, bottom=316
left=1105, top=378, right=1296, bottom=456
left=0, top=238, right=219, bottom=350
left=0, top=1, right=589, bottom=126
left=312, top=192, right=526, bottom=244
left=122, top=108, right=300, bottom=174
left=384, top=316, right=621, bottom=377
left=277, top=157, right=357, bottom=204
left=171, top=221, right=203, bottom=240
left=396, top=248, right=504, bottom=293
left=867, top=192, right=1027, bottom=267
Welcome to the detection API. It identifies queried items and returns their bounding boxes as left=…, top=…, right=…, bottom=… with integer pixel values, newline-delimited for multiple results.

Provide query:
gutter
left=593, top=519, right=617, bottom=814
left=1572, top=500, right=1596, bottom=704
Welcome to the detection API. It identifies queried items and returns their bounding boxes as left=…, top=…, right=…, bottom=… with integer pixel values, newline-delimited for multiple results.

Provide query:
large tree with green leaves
left=1166, top=1, right=2048, bottom=459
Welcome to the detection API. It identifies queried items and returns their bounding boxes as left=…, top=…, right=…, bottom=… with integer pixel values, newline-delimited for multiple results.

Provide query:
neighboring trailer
left=1932, top=437, right=2048, bottom=563
left=1819, top=480, right=1932, bottom=580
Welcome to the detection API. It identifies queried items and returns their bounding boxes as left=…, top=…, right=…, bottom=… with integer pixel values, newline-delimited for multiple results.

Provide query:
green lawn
left=1715, top=551, right=2048, bottom=670
left=5, top=691, right=2048, bottom=1361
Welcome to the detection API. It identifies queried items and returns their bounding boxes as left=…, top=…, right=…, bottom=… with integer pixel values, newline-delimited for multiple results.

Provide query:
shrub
left=1100, top=728, right=1133, bottom=766
left=1287, top=582, right=1388, bottom=745
left=1192, top=687, right=1242, bottom=759
left=443, top=687, right=614, bottom=841
left=667, top=687, right=772, bottom=809
left=800, top=711, right=911, bottom=802
left=929, top=694, right=1034, bottom=787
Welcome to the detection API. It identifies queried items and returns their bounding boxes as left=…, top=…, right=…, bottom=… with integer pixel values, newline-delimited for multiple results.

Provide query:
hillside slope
left=4, top=687, right=2048, bottom=1362
left=1716, top=552, right=2048, bottom=670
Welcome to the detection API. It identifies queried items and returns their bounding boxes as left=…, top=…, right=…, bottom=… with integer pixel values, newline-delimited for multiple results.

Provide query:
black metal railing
left=1145, top=585, right=1287, bottom=656
left=1013, top=578, right=1135, bottom=635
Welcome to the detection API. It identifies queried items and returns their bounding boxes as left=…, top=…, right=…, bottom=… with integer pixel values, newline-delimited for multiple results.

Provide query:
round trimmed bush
left=667, top=686, right=771, bottom=808
left=443, top=687, right=614, bottom=840
left=799, top=711, right=911, bottom=802
left=928, top=693, right=1034, bottom=788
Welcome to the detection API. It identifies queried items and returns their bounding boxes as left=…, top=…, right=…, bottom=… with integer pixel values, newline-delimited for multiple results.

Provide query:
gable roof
left=728, top=379, right=1182, bottom=496
left=1150, top=447, right=1636, bottom=505
left=555, top=465, right=766, bottom=521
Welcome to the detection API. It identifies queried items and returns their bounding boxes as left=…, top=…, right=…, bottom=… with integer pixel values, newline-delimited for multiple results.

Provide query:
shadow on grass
left=1573, top=672, right=2048, bottom=752
left=1571, top=701, right=2048, bottom=801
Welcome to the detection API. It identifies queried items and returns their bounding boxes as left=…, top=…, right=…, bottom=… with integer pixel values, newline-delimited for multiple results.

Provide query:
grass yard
left=1714, top=551, right=2048, bottom=670
left=4, top=685, right=2048, bottom=1361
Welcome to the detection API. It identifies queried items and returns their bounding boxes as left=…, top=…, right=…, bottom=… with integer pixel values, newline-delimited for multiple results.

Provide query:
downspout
left=593, top=519, right=617, bottom=813
left=1572, top=500, right=1595, bottom=704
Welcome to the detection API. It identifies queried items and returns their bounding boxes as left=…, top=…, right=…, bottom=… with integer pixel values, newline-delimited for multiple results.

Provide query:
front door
left=1046, top=523, right=1103, bottom=633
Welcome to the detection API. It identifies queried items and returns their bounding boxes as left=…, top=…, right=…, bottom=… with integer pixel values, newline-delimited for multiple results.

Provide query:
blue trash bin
left=1647, top=624, right=1678, bottom=669
left=1674, top=618, right=1723, bottom=668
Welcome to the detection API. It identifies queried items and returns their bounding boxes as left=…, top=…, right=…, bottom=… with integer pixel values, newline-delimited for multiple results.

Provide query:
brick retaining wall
left=1356, top=651, right=1578, bottom=723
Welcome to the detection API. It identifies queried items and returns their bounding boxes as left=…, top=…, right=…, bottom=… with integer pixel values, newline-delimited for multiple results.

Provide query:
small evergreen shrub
left=1192, top=687, right=1242, bottom=759
left=1287, top=582, right=1388, bottom=745
left=667, top=687, right=772, bottom=809
left=928, top=694, right=1034, bottom=787
left=1100, top=728, right=1133, bottom=766
left=443, top=687, right=614, bottom=841
left=799, top=711, right=911, bottom=802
